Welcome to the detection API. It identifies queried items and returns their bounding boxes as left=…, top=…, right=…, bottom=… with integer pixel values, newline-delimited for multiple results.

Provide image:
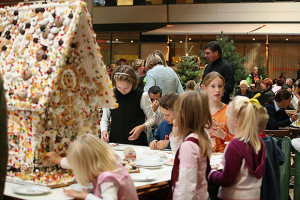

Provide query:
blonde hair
left=145, top=54, right=163, bottom=71
left=67, top=134, right=120, bottom=186
left=202, top=71, right=225, bottom=87
left=111, top=65, right=138, bottom=90
left=185, top=80, right=196, bottom=91
left=239, top=80, right=248, bottom=87
left=257, top=107, right=269, bottom=134
left=153, top=50, right=167, bottom=67
left=131, top=59, right=144, bottom=71
left=226, top=96, right=262, bottom=154
left=175, top=90, right=212, bottom=157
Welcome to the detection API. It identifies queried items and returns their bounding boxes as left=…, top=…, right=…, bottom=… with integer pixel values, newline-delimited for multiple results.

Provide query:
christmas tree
left=175, top=35, right=202, bottom=88
left=200, top=32, right=247, bottom=86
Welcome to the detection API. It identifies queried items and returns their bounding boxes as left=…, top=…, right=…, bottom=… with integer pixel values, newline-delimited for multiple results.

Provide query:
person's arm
left=149, top=124, right=161, bottom=144
left=86, top=182, right=118, bottom=200
left=144, top=72, right=155, bottom=93
left=223, top=64, right=235, bottom=96
left=208, top=141, right=243, bottom=187
left=174, top=141, right=199, bottom=199
left=140, top=93, right=155, bottom=131
left=64, top=182, right=118, bottom=200
left=100, top=108, right=110, bottom=133
left=0, top=77, right=7, bottom=200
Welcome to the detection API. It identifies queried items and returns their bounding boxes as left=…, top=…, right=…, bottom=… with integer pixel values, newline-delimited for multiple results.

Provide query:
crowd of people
left=2, top=40, right=299, bottom=200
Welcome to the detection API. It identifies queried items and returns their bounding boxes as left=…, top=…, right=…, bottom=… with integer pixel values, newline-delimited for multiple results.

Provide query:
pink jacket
left=93, top=166, right=138, bottom=200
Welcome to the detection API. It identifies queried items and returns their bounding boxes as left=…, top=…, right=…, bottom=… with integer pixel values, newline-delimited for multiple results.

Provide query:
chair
left=280, top=136, right=291, bottom=200
left=265, top=130, right=291, bottom=138
left=290, top=142, right=300, bottom=200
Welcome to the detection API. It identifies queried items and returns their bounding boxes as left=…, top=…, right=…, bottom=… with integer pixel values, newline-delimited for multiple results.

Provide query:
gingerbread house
left=0, top=0, right=117, bottom=174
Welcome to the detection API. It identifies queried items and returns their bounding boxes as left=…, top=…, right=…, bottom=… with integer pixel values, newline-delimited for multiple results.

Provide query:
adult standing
left=246, top=66, right=262, bottom=86
left=144, top=54, right=184, bottom=96
left=201, top=41, right=235, bottom=104
left=0, top=76, right=7, bottom=200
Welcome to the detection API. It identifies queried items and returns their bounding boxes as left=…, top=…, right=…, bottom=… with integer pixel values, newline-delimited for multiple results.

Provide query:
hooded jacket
left=208, top=138, right=266, bottom=200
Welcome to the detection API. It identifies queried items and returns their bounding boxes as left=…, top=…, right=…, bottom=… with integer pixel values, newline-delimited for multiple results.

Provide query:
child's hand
left=63, top=188, right=88, bottom=199
left=156, top=140, right=169, bottom=150
left=128, top=124, right=145, bottom=140
left=45, top=152, right=62, bottom=165
left=150, top=140, right=158, bottom=149
left=291, top=114, right=298, bottom=122
left=152, top=100, right=159, bottom=112
left=101, top=130, right=109, bottom=142
left=172, top=120, right=179, bottom=136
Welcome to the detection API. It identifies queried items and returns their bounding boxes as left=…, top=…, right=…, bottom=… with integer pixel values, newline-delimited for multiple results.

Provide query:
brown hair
left=261, top=78, right=273, bottom=88
left=111, top=65, right=138, bottom=90
left=185, top=80, right=196, bottom=91
left=175, top=90, right=212, bottom=158
left=202, top=71, right=225, bottom=87
left=159, top=93, right=179, bottom=111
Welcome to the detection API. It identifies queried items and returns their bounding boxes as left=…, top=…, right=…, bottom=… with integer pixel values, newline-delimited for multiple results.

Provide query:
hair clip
left=114, top=72, right=129, bottom=76
left=248, top=93, right=262, bottom=109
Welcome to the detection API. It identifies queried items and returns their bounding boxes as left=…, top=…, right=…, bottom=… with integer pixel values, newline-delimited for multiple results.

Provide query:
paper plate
left=136, top=160, right=163, bottom=169
left=13, top=185, right=51, bottom=195
left=130, top=173, right=156, bottom=182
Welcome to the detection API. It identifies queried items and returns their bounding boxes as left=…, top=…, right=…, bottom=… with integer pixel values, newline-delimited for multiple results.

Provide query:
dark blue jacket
left=149, top=120, right=172, bottom=149
left=260, top=135, right=285, bottom=200
left=265, top=102, right=292, bottom=130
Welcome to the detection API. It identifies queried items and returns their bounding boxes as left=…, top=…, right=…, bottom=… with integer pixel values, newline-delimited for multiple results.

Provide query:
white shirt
left=100, top=92, right=155, bottom=133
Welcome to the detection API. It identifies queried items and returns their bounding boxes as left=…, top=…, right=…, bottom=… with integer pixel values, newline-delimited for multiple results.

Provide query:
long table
left=4, top=144, right=223, bottom=200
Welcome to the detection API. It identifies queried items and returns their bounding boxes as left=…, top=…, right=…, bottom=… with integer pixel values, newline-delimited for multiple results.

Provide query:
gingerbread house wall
left=3, top=1, right=117, bottom=173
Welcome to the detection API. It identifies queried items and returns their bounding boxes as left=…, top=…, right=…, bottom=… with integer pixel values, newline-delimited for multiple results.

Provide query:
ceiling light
left=170, top=39, right=172, bottom=42
left=131, top=40, right=133, bottom=43
left=253, top=38, right=255, bottom=41
left=115, top=39, right=118, bottom=41
left=286, top=38, right=289, bottom=41
left=189, top=38, right=191, bottom=41
left=180, top=41, right=182, bottom=43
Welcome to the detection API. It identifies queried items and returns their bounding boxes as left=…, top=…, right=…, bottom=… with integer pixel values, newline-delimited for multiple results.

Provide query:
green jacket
left=0, top=76, right=7, bottom=199
left=246, top=72, right=262, bottom=85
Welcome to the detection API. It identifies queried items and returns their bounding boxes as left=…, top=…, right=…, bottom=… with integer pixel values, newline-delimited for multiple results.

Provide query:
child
left=170, top=90, right=212, bottom=200
left=185, top=80, right=196, bottom=91
left=202, top=71, right=233, bottom=153
left=48, top=134, right=138, bottom=200
left=208, top=96, right=266, bottom=200
left=100, top=65, right=155, bottom=146
left=149, top=93, right=179, bottom=150
left=256, top=102, right=284, bottom=200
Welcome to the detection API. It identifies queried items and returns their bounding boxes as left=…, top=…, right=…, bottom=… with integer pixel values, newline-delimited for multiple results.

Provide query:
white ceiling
left=143, top=24, right=300, bottom=35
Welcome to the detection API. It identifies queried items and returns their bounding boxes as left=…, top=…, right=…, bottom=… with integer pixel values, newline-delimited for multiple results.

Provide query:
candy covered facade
left=0, top=0, right=117, bottom=174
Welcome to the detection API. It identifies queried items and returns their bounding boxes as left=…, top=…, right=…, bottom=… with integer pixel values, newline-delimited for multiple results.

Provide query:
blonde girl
left=100, top=65, right=155, bottom=146
left=63, top=134, right=138, bottom=200
left=208, top=96, right=266, bottom=200
left=170, top=90, right=212, bottom=200
left=202, top=71, right=233, bottom=152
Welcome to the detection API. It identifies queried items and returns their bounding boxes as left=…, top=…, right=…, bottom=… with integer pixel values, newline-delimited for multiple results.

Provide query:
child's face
left=160, top=107, right=175, bottom=124
left=203, top=77, right=224, bottom=102
left=116, top=80, right=133, bottom=95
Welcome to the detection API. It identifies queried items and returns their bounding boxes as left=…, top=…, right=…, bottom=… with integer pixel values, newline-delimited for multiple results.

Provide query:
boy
left=149, top=93, right=179, bottom=150
left=257, top=106, right=285, bottom=200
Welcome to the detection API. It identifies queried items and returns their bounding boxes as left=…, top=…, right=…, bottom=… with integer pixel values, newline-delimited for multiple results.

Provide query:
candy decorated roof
left=0, top=0, right=117, bottom=112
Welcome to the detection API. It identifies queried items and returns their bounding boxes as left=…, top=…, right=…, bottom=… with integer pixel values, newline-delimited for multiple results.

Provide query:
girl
left=62, top=134, right=138, bottom=200
left=170, top=90, right=212, bottom=200
left=100, top=65, right=155, bottom=146
left=202, top=72, right=233, bottom=153
left=208, top=96, right=266, bottom=200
